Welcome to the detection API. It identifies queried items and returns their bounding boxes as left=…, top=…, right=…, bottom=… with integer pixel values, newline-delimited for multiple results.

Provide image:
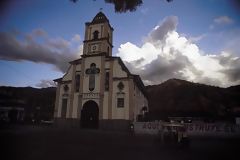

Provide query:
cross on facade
left=85, top=63, right=100, bottom=91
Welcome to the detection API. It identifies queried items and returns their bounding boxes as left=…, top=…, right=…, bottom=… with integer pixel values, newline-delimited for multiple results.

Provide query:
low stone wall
left=133, top=122, right=240, bottom=137
left=185, top=123, right=240, bottom=136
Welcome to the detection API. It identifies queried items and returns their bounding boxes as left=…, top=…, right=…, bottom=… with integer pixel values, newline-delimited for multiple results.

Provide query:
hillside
left=146, top=79, right=240, bottom=119
left=0, top=86, right=56, bottom=121
left=0, top=79, right=240, bottom=121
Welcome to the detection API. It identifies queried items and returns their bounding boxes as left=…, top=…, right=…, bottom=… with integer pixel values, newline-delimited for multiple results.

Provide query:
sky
left=0, top=0, right=240, bottom=88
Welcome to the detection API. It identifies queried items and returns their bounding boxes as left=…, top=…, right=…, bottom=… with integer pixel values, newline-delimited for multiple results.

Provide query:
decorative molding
left=117, top=81, right=124, bottom=91
left=82, top=92, right=100, bottom=99
left=62, top=93, right=69, bottom=98
left=63, top=85, right=69, bottom=92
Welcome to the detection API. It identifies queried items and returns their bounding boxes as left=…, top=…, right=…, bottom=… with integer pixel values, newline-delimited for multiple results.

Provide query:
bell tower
left=83, top=12, right=113, bottom=56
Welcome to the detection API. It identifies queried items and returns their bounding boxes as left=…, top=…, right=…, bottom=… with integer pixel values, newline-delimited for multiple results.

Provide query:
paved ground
left=1, top=125, right=240, bottom=160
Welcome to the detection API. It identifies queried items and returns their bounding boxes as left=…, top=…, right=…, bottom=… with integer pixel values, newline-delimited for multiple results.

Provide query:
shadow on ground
left=1, top=125, right=239, bottom=160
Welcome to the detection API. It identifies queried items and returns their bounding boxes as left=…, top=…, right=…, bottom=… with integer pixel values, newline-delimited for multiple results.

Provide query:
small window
left=117, top=98, right=124, bottom=108
left=105, top=72, right=109, bottom=91
left=93, top=30, right=99, bottom=40
left=75, top=74, right=80, bottom=92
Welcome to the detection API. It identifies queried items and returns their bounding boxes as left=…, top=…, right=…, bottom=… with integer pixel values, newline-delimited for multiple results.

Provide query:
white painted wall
left=62, top=65, right=73, bottom=81
left=103, top=92, right=109, bottom=119
left=57, top=83, right=72, bottom=118
left=105, top=61, right=110, bottom=68
left=113, top=60, right=127, bottom=78
left=76, top=63, right=82, bottom=71
left=88, top=24, right=103, bottom=40
left=111, top=80, right=129, bottom=120
left=133, top=85, right=148, bottom=121
left=72, top=93, right=79, bottom=118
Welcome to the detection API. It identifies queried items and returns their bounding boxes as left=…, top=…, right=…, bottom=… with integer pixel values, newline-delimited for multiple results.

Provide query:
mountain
left=0, top=79, right=240, bottom=122
left=0, top=86, right=56, bottom=122
left=146, top=79, right=240, bottom=120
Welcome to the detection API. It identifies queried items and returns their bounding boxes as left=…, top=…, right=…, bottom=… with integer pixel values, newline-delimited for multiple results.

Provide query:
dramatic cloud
left=117, top=16, right=240, bottom=87
left=216, top=52, right=240, bottom=82
left=0, top=29, right=82, bottom=72
left=214, top=16, right=234, bottom=25
left=147, top=16, right=178, bottom=43
left=35, top=79, right=56, bottom=88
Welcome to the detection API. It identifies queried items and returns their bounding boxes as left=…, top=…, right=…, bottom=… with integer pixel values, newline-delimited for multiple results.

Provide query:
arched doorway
left=80, top=100, right=99, bottom=129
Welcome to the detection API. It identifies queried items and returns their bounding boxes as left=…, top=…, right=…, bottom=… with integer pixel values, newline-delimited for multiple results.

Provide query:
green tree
left=70, top=0, right=172, bottom=13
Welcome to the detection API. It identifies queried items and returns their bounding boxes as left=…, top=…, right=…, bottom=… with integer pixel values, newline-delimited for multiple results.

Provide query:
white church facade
left=54, top=12, right=148, bottom=130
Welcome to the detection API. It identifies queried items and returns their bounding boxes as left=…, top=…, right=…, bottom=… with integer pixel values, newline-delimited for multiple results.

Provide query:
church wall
left=105, top=61, right=110, bottom=68
left=133, top=84, right=148, bottom=121
left=66, top=84, right=72, bottom=119
left=57, top=83, right=72, bottom=118
left=56, top=65, right=74, bottom=119
left=85, top=40, right=102, bottom=55
left=87, top=22, right=111, bottom=41
left=54, top=85, right=60, bottom=118
left=83, top=56, right=102, bottom=93
left=128, top=79, right=135, bottom=121
left=103, top=92, right=109, bottom=119
left=124, top=81, right=130, bottom=120
left=54, top=12, right=148, bottom=129
left=82, top=99, right=99, bottom=107
left=76, top=63, right=82, bottom=71
left=62, top=65, right=73, bottom=81
left=101, top=42, right=108, bottom=54
left=113, top=60, right=127, bottom=78
left=111, top=80, right=129, bottom=120
left=71, top=64, right=82, bottom=118
left=87, top=24, right=103, bottom=40
left=72, top=93, right=79, bottom=118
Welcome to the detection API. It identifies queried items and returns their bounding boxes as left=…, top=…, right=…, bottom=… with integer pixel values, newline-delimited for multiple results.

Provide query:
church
left=53, top=12, right=148, bottom=130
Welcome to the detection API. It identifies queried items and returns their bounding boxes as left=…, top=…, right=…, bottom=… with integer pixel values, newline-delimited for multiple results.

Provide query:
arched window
left=105, top=71, right=109, bottom=91
left=93, top=30, right=99, bottom=40
left=75, top=74, right=80, bottom=92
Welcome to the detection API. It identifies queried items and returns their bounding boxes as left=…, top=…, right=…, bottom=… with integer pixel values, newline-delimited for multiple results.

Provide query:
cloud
left=188, top=34, right=206, bottom=43
left=35, top=79, right=56, bottom=88
left=71, top=34, right=81, bottom=42
left=47, top=38, right=70, bottom=50
left=0, top=29, right=83, bottom=72
left=31, top=28, right=48, bottom=37
left=214, top=16, right=234, bottom=25
left=146, top=16, right=178, bottom=43
left=117, top=16, right=240, bottom=87
left=209, top=16, right=234, bottom=30
left=216, top=52, right=240, bottom=82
